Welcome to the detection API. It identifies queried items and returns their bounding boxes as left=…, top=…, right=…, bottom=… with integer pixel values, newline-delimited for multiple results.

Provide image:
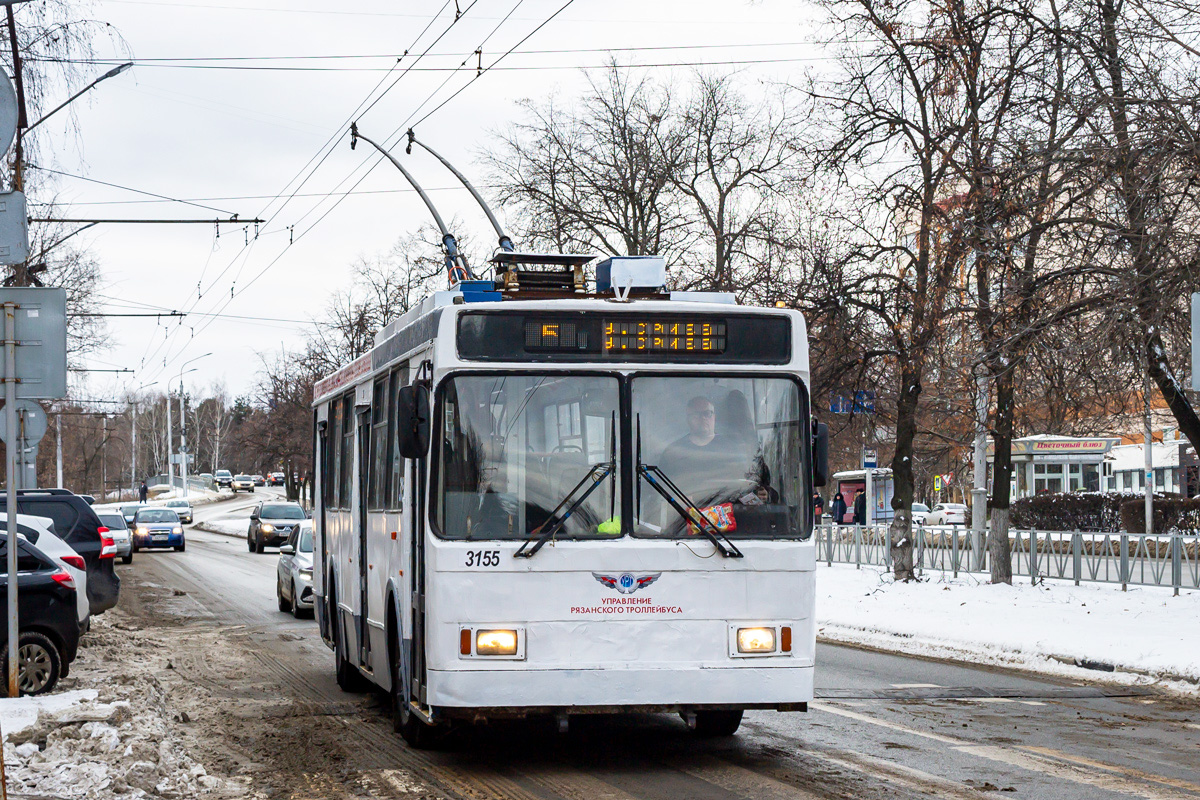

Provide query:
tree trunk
left=988, top=362, right=1015, bottom=584
left=889, top=363, right=920, bottom=581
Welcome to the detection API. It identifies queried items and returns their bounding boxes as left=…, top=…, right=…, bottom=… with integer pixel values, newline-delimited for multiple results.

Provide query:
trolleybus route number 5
left=464, top=550, right=501, bottom=567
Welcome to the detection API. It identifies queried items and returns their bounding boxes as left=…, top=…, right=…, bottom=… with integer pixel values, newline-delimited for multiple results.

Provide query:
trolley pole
left=6, top=301, right=19, bottom=697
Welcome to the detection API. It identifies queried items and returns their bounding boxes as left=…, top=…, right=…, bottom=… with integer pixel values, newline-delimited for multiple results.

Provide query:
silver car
left=164, top=499, right=193, bottom=524
left=276, top=523, right=313, bottom=618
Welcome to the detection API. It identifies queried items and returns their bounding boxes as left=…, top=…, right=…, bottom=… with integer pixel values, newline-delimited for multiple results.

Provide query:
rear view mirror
left=812, top=421, right=829, bottom=488
left=396, top=384, right=431, bottom=459
left=279, top=544, right=294, bottom=555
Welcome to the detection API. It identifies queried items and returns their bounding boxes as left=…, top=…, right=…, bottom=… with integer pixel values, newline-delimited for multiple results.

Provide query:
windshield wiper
left=635, top=416, right=743, bottom=559
left=514, top=413, right=617, bottom=559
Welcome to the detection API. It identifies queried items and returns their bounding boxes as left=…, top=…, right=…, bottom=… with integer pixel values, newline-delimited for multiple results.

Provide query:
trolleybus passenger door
left=315, top=416, right=331, bottom=644
left=356, top=406, right=372, bottom=667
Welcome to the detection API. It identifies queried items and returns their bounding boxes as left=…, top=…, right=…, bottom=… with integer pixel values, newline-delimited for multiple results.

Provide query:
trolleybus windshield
left=633, top=376, right=810, bottom=540
left=434, top=374, right=621, bottom=540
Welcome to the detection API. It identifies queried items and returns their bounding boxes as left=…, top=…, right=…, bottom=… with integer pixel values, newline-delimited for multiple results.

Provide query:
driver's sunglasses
left=689, top=409, right=716, bottom=419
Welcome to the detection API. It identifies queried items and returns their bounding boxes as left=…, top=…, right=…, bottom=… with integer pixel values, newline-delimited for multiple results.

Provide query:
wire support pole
left=5, top=301, right=20, bottom=697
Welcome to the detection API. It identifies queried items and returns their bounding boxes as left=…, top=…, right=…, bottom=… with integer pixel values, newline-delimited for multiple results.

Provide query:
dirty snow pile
left=817, top=562, right=1200, bottom=692
left=194, top=517, right=248, bottom=537
left=1, top=616, right=244, bottom=799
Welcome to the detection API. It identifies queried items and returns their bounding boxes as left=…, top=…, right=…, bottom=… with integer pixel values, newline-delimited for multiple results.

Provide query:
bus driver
left=658, top=396, right=757, bottom=506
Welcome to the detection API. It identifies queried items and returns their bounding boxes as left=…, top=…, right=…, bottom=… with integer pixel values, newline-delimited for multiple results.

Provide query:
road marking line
left=1019, top=701, right=1046, bottom=706
left=890, top=683, right=942, bottom=688
left=1019, top=746, right=1200, bottom=795
left=811, top=702, right=965, bottom=744
left=954, top=746, right=1198, bottom=800
left=806, top=746, right=989, bottom=799
left=1185, top=722, right=1200, bottom=731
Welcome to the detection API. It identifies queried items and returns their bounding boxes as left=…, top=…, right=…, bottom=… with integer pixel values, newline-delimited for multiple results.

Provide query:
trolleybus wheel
left=391, top=638, right=436, bottom=749
left=333, top=600, right=369, bottom=693
left=693, top=709, right=743, bottom=737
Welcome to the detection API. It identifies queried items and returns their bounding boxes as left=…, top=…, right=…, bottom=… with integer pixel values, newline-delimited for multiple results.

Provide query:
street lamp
left=173, top=354, right=210, bottom=499
left=127, top=380, right=157, bottom=495
left=24, top=62, right=133, bottom=135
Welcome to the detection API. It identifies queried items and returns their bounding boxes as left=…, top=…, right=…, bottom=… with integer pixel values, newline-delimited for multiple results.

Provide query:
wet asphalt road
left=120, top=491, right=1200, bottom=800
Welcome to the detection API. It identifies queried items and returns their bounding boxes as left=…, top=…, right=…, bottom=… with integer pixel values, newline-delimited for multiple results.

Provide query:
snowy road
left=106, top=500, right=1200, bottom=800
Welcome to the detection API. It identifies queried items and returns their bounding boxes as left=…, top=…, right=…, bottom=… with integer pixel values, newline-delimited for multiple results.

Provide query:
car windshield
left=435, top=374, right=620, bottom=540
left=121, top=504, right=142, bottom=515
left=136, top=509, right=178, bottom=523
left=98, top=513, right=128, bottom=530
left=235, top=475, right=251, bottom=481
left=912, top=503, right=930, bottom=513
left=262, top=505, right=305, bottom=520
left=216, top=471, right=231, bottom=477
left=633, top=376, right=810, bottom=540
left=298, top=530, right=313, bottom=552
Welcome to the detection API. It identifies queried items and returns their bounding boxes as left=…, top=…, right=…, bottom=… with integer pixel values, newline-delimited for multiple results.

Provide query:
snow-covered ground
left=0, top=615, right=245, bottom=799
left=818, top=562, right=1200, bottom=693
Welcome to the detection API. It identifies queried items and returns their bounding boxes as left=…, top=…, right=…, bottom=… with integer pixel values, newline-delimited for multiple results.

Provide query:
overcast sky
left=37, top=0, right=825, bottom=398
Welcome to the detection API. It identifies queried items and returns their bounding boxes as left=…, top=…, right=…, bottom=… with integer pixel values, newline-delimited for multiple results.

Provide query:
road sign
left=934, top=475, right=942, bottom=491
left=0, top=191, right=28, bottom=266
left=0, top=70, right=16, bottom=156
left=0, top=398, right=45, bottom=446
left=0, top=288, right=67, bottom=399
left=170, top=453, right=195, bottom=466
left=862, top=447, right=877, bottom=469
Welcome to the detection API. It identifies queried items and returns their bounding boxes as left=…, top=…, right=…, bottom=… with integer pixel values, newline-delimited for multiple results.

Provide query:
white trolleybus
left=312, top=251, right=829, bottom=748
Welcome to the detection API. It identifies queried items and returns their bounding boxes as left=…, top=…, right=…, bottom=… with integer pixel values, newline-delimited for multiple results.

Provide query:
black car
left=0, top=534, right=82, bottom=694
left=248, top=502, right=307, bottom=553
left=0, top=489, right=120, bottom=616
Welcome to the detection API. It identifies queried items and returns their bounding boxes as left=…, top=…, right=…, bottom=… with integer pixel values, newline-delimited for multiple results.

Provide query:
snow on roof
left=1105, top=442, right=1181, bottom=471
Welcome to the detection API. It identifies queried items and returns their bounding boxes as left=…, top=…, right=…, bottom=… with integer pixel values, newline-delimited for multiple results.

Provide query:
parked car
left=0, top=513, right=90, bottom=629
left=925, top=503, right=969, bottom=526
left=132, top=508, right=185, bottom=552
left=120, top=503, right=147, bottom=526
left=251, top=474, right=266, bottom=487
left=94, top=511, right=134, bottom=564
left=0, top=490, right=119, bottom=616
left=911, top=502, right=931, bottom=526
left=215, top=470, right=233, bottom=489
left=232, top=474, right=255, bottom=493
left=0, top=534, right=81, bottom=694
left=268, top=472, right=285, bottom=486
left=276, top=523, right=314, bottom=617
left=164, top=499, right=194, bottom=525
left=248, top=502, right=307, bottom=553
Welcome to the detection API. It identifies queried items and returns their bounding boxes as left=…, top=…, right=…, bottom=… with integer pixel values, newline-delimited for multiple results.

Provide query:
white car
left=164, top=499, right=194, bottom=524
left=94, top=510, right=134, bottom=564
left=925, top=503, right=968, bottom=526
left=911, top=502, right=930, bottom=526
left=0, top=512, right=90, bottom=628
left=232, top=474, right=255, bottom=493
left=276, top=523, right=313, bottom=618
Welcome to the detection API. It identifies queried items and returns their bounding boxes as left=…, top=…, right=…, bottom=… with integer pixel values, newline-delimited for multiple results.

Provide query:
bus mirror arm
left=637, top=464, right=744, bottom=559
left=514, top=462, right=614, bottom=559
left=812, top=420, right=829, bottom=488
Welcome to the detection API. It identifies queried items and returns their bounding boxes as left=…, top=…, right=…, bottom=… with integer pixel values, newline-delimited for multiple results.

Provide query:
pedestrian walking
left=139, top=480, right=148, bottom=503
left=831, top=492, right=847, bottom=525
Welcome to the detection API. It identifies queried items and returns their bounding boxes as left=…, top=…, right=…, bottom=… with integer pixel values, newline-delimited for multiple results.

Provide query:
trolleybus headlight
left=737, top=627, right=776, bottom=653
left=475, top=629, right=518, bottom=656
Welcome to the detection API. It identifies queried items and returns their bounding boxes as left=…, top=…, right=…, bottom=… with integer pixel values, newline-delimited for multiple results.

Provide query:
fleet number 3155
left=465, top=550, right=501, bottom=567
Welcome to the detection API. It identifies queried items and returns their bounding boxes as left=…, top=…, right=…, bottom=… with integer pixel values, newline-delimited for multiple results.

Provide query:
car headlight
left=737, top=627, right=777, bottom=654
left=173, top=526, right=183, bottom=534
left=299, top=567, right=313, bottom=577
left=136, top=527, right=147, bottom=535
left=261, top=523, right=274, bottom=533
left=474, top=629, right=518, bottom=656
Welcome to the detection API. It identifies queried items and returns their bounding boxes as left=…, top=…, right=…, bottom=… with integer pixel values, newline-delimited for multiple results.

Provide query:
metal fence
left=814, top=523, right=1199, bottom=593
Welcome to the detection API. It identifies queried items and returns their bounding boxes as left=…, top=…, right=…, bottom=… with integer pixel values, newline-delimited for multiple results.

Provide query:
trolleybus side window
left=339, top=394, right=354, bottom=507
left=369, top=377, right=390, bottom=510
left=433, top=374, right=621, bottom=540
left=389, top=366, right=409, bottom=508
left=325, top=400, right=341, bottom=507
left=632, top=376, right=811, bottom=540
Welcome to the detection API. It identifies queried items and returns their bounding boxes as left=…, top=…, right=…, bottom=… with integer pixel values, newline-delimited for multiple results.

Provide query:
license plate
left=153, top=534, right=168, bottom=542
